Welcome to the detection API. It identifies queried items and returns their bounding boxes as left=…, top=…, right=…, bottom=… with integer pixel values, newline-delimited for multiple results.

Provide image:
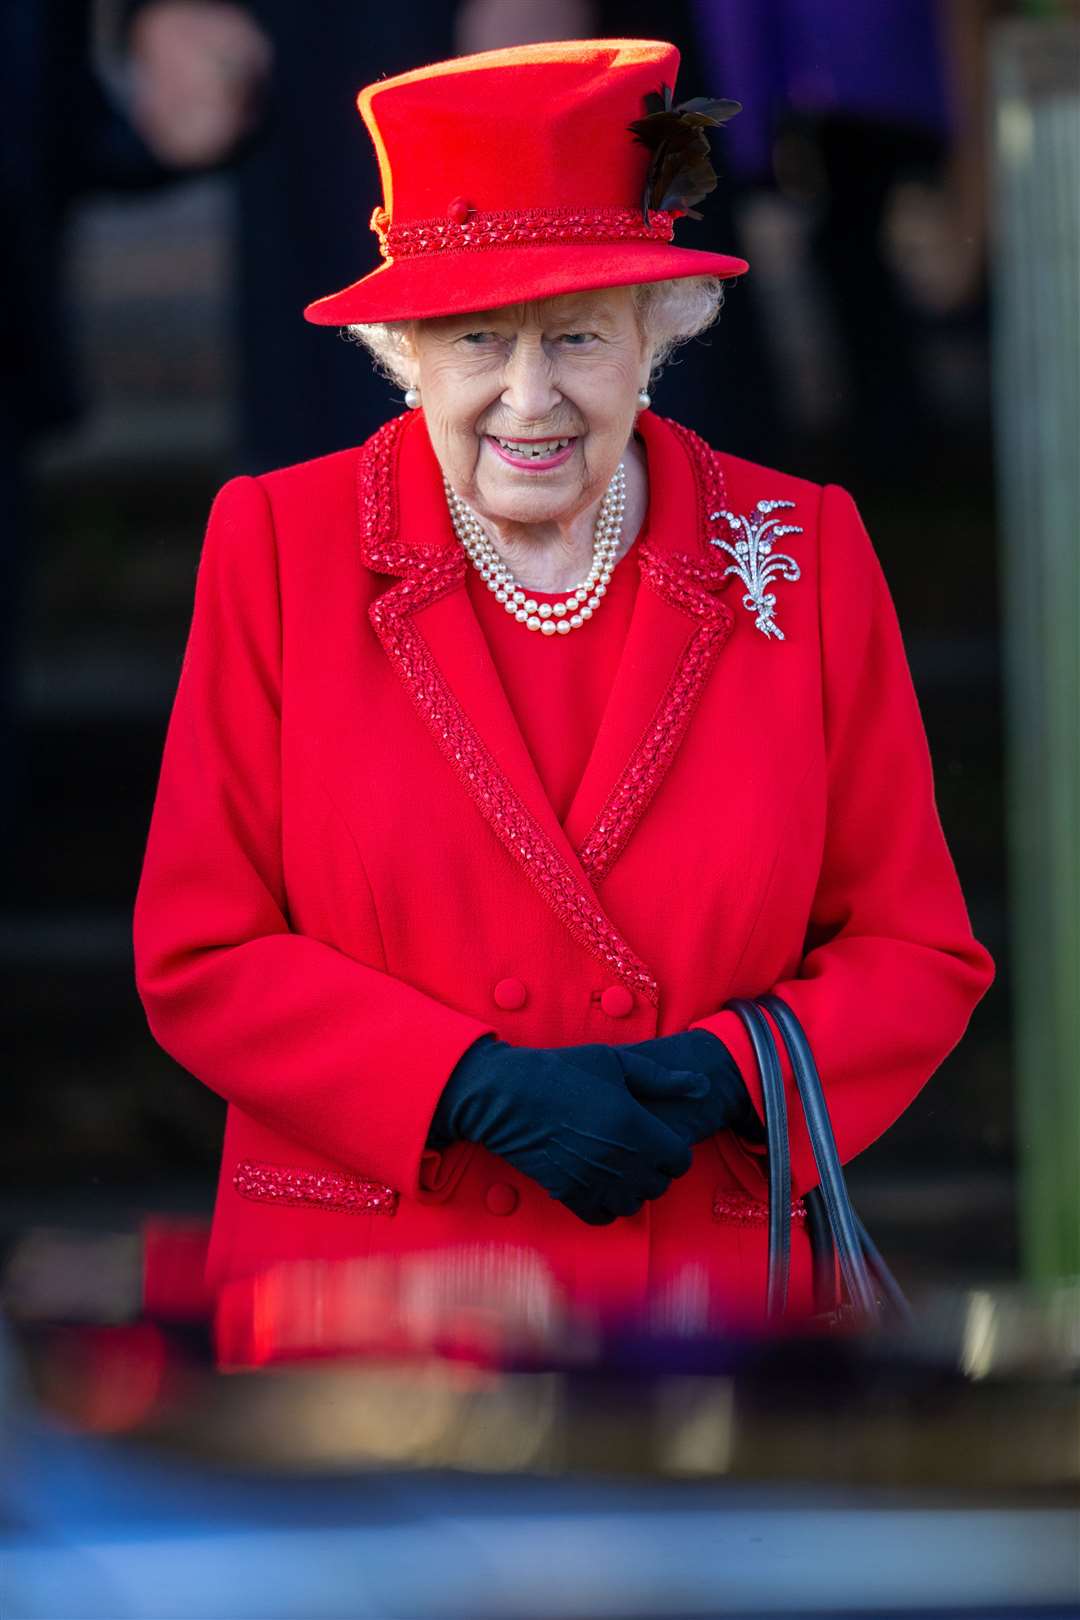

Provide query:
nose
left=500, top=336, right=562, bottom=424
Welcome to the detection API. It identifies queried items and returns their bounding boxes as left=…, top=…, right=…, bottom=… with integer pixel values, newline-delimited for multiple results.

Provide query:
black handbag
left=724, top=995, right=912, bottom=1327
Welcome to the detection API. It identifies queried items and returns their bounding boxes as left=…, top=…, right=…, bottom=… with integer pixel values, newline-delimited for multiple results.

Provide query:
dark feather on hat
left=628, top=84, right=741, bottom=224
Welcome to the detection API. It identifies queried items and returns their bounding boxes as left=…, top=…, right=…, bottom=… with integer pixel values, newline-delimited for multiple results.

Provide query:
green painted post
left=991, top=22, right=1080, bottom=1280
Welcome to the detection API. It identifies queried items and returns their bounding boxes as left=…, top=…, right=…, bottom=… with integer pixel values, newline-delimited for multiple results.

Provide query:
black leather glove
left=618, top=1030, right=766, bottom=1147
left=429, top=1037, right=700, bottom=1225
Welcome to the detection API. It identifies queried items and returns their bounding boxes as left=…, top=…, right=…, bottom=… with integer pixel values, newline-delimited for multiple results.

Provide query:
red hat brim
left=303, top=240, right=749, bottom=326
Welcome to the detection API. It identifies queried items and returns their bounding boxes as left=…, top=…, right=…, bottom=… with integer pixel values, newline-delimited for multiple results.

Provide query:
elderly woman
left=133, top=39, right=994, bottom=1350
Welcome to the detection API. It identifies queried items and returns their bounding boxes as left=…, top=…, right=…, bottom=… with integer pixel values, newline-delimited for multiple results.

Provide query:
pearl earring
left=636, top=389, right=651, bottom=410
left=404, top=387, right=421, bottom=409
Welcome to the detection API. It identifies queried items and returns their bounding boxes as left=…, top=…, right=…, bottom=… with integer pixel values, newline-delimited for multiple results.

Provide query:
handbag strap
left=803, top=1188, right=840, bottom=1315
left=758, top=993, right=879, bottom=1321
left=724, top=998, right=790, bottom=1319
left=853, top=1211, right=914, bottom=1324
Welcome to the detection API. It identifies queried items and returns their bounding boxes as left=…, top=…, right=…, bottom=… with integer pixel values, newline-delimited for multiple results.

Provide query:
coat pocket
left=416, top=1141, right=477, bottom=1203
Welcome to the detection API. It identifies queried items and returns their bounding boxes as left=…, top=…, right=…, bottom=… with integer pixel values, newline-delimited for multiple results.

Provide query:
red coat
left=132, top=408, right=994, bottom=1351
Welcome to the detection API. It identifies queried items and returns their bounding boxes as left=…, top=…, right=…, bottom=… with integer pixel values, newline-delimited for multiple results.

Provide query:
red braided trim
left=370, top=205, right=676, bottom=262
left=664, top=416, right=731, bottom=527
left=356, top=414, right=450, bottom=576
left=713, top=1192, right=807, bottom=1226
left=234, top=1161, right=398, bottom=1216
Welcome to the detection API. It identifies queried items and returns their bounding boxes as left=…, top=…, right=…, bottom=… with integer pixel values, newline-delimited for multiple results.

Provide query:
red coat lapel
left=357, top=410, right=735, bottom=1001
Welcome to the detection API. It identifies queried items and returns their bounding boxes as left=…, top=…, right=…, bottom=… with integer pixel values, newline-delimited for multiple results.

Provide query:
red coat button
left=448, top=196, right=473, bottom=224
left=600, top=985, right=634, bottom=1018
left=485, top=1182, right=519, bottom=1216
left=493, top=976, right=527, bottom=1010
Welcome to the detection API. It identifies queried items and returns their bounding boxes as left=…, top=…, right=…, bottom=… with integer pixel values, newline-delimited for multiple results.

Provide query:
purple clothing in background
left=692, top=0, right=953, bottom=179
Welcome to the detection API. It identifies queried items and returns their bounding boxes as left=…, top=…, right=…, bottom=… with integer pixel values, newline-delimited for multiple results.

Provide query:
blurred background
left=1, top=3, right=1078, bottom=1615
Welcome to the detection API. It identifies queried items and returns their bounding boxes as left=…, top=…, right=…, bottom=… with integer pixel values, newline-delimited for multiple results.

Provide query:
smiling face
left=401, top=288, right=650, bottom=530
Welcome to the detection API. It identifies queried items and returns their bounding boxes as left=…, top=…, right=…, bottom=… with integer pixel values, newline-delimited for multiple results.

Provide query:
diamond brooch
left=709, top=499, right=803, bottom=640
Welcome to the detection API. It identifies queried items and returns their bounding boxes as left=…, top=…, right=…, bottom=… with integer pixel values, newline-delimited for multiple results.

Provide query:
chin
left=487, top=503, right=575, bottom=530
left=485, top=471, right=593, bottom=514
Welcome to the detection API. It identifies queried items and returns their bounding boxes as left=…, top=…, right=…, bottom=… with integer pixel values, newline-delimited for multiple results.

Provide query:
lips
left=486, top=434, right=578, bottom=471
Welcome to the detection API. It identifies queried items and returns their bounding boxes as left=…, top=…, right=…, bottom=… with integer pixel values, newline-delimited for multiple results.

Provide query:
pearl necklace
left=443, top=463, right=626, bottom=636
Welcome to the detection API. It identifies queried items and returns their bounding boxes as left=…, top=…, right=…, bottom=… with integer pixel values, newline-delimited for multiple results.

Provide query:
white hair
left=343, top=276, right=726, bottom=392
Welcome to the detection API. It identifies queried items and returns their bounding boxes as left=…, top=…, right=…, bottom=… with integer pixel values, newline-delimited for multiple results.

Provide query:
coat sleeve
left=691, top=482, right=995, bottom=1197
left=132, top=475, right=498, bottom=1196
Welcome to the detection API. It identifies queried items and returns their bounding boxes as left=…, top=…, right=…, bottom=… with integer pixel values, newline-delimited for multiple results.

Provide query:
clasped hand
left=430, top=1029, right=756, bottom=1226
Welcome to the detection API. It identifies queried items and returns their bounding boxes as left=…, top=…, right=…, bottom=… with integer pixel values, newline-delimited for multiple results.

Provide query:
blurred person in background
left=603, top=0, right=995, bottom=483
left=687, top=0, right=993, bottom=482
left=0, top=0, right=178, bottom=879
left=131, top=39, right=994, bottom=1358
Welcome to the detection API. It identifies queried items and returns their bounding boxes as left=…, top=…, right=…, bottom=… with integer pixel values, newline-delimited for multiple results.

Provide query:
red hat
left=303, top=38, right=748, bottom=326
